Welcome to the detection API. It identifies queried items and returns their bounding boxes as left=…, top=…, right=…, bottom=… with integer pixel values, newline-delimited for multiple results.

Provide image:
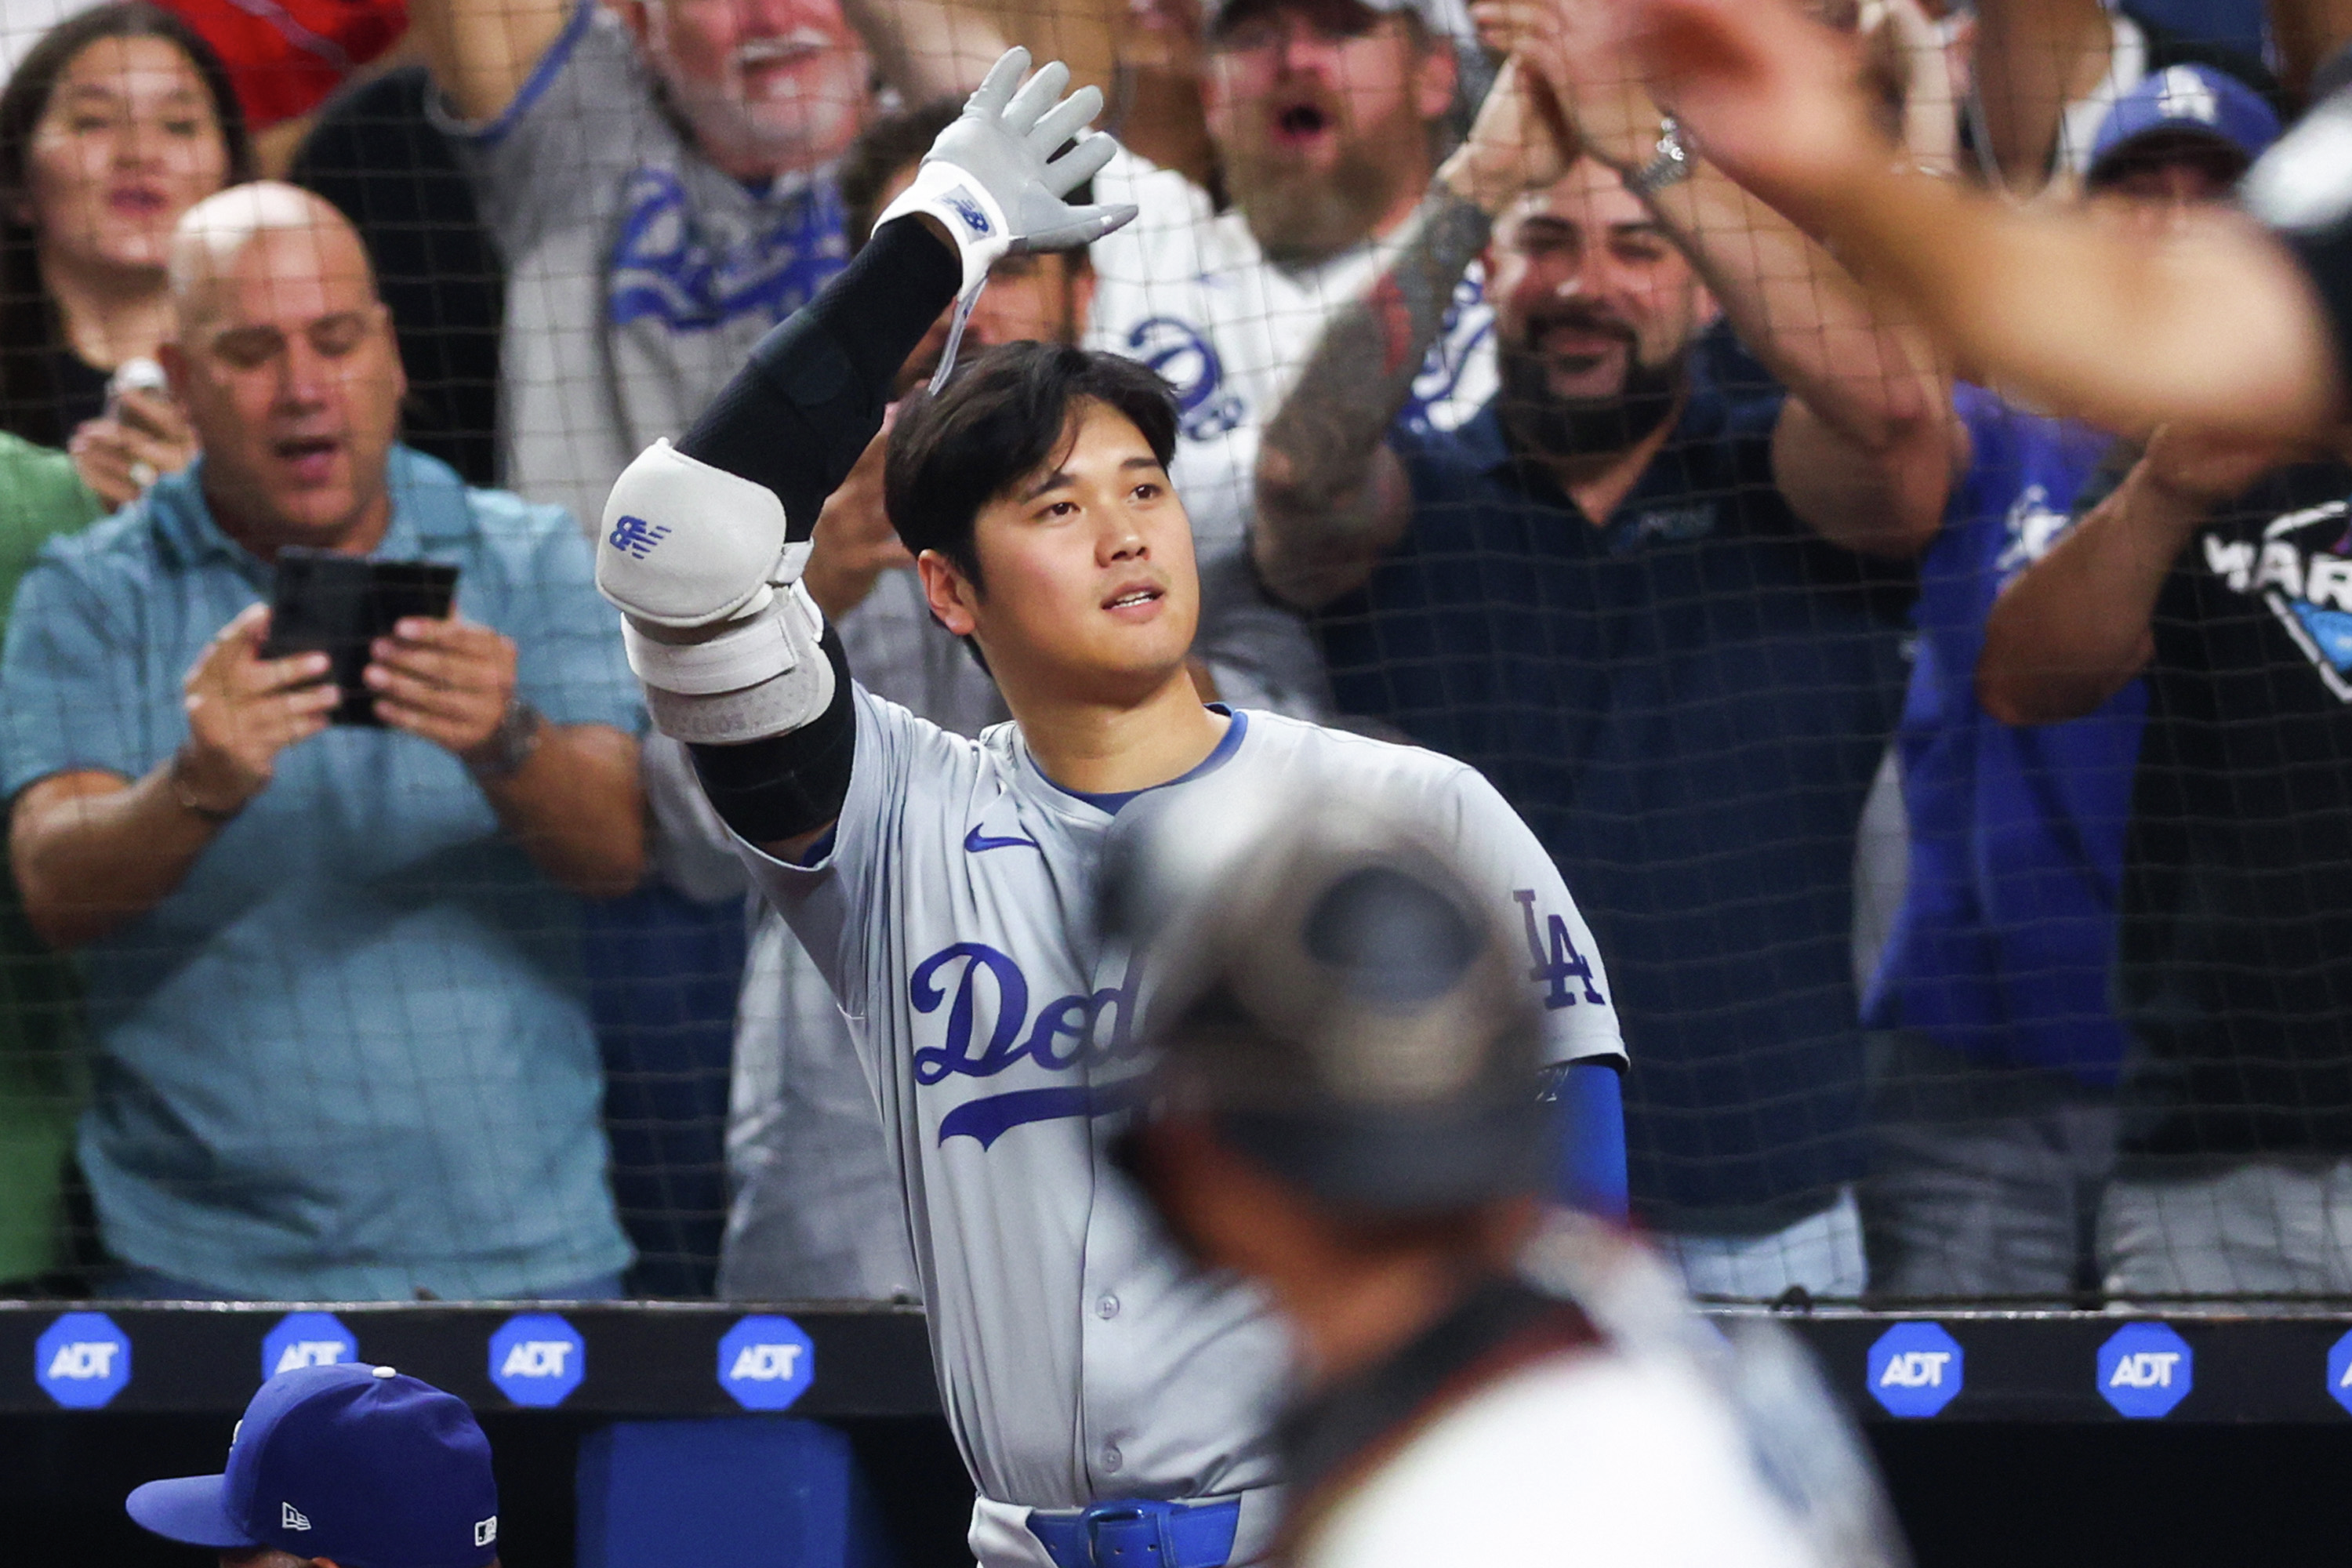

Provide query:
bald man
left=0, top=183, right=650, bottom=1301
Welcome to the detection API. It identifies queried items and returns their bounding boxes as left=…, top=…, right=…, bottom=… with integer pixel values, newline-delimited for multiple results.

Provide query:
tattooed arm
left=1253, top=60, right=1571, bottom=612
left=1487, top=0, right=1960, bottom=559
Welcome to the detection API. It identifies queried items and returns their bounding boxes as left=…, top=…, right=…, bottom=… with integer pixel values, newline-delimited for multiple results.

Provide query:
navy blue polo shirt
left=1317, top=373, right=1913, bottom=1222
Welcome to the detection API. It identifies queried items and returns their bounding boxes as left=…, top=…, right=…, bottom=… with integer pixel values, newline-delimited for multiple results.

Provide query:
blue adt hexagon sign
left=2326, top=1330, right=2352, bottom=1414
left=262, top=1312, right=358, bottom=1382
left=1867, top=1322, right=1964, bottom=1417
left=488, top=1313, right=584, bottom=1407
left=718, top=1315, right=817, bottom=1411
left=37, top=1312, right=131, bottom=1409
left=2099, top=1323, right=2193, bottom=1417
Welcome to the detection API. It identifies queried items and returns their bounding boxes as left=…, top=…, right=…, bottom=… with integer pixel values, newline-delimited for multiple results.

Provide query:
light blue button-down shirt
left=0, top=447, right=641, bottom=1298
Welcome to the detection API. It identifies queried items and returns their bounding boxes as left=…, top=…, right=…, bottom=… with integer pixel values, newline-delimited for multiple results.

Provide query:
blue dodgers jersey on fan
left=1864, top=386, right=2138, bottom=1081
left=1321, top=348, right=1913, bottom=1218
left=742, top=694, right=1619, bottom=1519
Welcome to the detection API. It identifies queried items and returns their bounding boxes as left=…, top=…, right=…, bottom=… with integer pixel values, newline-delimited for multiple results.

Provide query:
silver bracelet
left=463, top=699, right=544, bottom=784
left=1626, top=117, right=1695, bottom=198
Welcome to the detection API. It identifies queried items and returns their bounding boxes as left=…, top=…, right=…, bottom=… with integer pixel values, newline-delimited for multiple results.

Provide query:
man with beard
left=1082, top=0, right=1497, bottom=720
left=411, top=0, right=1004, bottom=532
left=1252, top=29, right=1958, bottom=1295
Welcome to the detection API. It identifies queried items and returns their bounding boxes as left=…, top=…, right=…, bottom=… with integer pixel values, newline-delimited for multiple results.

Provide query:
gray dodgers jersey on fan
left=741, top=695, right=1624, bottom=1511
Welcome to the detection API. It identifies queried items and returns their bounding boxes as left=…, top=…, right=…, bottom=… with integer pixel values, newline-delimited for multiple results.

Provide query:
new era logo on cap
left=475, top=1516, right=498, bottom=1547
left=282, top=1502, right=310, bottom=1531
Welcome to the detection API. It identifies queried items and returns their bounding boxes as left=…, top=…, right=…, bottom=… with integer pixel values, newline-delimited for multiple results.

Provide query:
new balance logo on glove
left=944, top=187, right=994, bottom=237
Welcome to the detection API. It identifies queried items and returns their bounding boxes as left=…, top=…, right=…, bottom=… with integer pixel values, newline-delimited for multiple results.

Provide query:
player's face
left=626, top=0, right=871, bottom=176
left=1203, top=0, right=1456, bottom=261
left=1488, top=162, right=1712, bottom=408
left=23, top=35, right=232, bottom=277
left=875, top=165, right=1100, bottom=394
left=924, top=400, right=1200, bottom=703
left=165, top=222, right=406, bottom=550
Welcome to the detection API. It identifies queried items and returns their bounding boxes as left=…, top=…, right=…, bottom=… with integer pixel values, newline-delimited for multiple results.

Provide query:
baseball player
left=127, top=1363, right=501, bottom=1566
left=593, top=48, right=1626, bottom=1567
left=1110, top=782, right=1893, bottom=1568
left=1613, top=0, right=2352, bottom=441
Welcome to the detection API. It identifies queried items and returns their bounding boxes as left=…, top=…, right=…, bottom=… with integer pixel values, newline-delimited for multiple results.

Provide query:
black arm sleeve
left=689, top=626, right=857, bottom=846
left=676, top=216, right=962, bottom=538
left=675, top=219, right=956, bottom=846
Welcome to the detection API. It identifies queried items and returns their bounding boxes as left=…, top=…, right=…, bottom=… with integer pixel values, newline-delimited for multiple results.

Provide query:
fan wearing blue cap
left=2083, top=64, right=2283, bottom=201
left=125, top=1363, right=499, bottom=1568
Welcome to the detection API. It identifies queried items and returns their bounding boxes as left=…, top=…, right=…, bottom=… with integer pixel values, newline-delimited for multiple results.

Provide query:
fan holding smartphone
left=0, top=184, right=649, bottom=1302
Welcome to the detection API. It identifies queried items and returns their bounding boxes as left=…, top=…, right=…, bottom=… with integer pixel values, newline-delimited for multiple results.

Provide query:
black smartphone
left=260, top=548, right=459, bottom=725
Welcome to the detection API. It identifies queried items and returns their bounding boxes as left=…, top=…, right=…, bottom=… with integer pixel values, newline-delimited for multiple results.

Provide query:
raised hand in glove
left=877, top=46, right=1138, bottom=299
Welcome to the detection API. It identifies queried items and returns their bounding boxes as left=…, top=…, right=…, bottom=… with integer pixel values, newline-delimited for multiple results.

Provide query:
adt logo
left=717, top=1315, right=817, bottom=1412
left=488, top=1314, right=585, bottom=1408
left=2098, top=1323, right=2194, bottom=1417
left=1867, top=1322, right=1965, bottom=1417
left=2325, top=1330, right=2352, bottom=1415
left=606, top=514, right=670, bottom=559
left=261, top=1312, right=358, bottom=1382
left=36, top=1312, right=131, bottom=1409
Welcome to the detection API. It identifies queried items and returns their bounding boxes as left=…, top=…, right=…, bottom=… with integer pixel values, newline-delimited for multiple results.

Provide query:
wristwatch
left=1626, top=118, right=1694, bottom=198
left=464, top=699, right=545, bottom=784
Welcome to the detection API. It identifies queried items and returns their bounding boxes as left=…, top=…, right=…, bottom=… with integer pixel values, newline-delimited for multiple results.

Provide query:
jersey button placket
left=1095, top=1294, right=1120, bottom=1319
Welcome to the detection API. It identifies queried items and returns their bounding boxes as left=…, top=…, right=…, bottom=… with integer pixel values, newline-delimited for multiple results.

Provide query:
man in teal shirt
left=0, top=432, right=102, bottom=1289
left=0, top=184, right=646, bottom=1299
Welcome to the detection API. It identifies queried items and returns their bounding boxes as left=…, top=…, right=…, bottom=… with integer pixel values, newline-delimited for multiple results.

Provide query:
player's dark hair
left=884, top=342, right=1180, bottom=588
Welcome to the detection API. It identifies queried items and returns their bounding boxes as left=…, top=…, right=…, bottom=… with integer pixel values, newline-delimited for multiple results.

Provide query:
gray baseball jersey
left=739, top=695, right=1623, bottom=1564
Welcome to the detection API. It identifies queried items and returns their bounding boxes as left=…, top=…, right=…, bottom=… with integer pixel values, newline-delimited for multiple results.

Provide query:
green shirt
left=0, top=433, right=103, bottom=1282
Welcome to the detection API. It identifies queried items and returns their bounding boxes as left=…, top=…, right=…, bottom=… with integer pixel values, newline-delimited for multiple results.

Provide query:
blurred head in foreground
left=1111, top=779, right=1549, bottom=1384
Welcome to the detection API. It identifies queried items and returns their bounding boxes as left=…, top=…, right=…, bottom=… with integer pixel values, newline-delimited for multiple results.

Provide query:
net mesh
left=0, top=0, right=2334, bottom=1313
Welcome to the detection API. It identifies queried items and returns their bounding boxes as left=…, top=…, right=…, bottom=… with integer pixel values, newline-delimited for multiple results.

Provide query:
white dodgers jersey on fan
left=739, top=691, right=1622, bottom=1559
left=1084, top=150, right=1497, bottom=719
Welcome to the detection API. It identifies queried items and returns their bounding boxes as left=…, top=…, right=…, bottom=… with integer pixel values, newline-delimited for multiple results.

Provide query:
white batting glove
left=874, top=47, right=1137, bottom=299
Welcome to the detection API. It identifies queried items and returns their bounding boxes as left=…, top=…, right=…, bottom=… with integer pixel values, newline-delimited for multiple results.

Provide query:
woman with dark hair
left=0, top=2, right=250, bottom=506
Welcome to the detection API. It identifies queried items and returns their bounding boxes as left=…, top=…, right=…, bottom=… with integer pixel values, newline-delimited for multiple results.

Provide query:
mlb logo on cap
left=125, top=1363, right=500, bottom=1568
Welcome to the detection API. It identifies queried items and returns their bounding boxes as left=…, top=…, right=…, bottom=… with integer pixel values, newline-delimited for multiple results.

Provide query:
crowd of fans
left=0, top=0, right=2341, bottom=1308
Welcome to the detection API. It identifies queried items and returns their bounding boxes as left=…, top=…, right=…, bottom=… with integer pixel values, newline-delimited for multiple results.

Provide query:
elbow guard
left=597, top=439, right=833, bottom=746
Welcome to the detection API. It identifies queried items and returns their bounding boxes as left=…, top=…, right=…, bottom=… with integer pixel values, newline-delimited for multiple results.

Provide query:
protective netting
left=0, top=0, right=2340, bottom=1313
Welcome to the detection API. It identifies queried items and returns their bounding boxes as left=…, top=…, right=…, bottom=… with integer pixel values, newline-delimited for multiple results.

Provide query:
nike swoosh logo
left=963, top=825, right=1041, bottom=855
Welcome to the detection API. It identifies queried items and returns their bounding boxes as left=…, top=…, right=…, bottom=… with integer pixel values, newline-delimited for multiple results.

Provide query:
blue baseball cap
left=126, top=1363, right=499, bottom=1568
left=2088, top=64, right=2281, bottom=184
